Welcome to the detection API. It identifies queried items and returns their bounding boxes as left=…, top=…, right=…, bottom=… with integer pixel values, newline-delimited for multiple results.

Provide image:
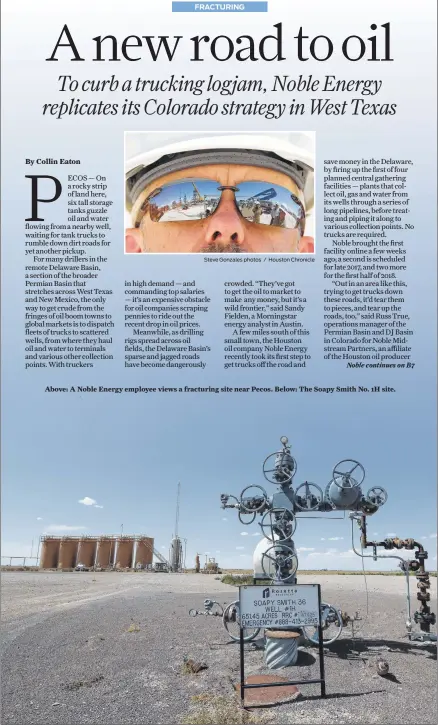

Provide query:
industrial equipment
left=153, top=562, right=169, bottom=573
left=169, top=482, right=184, bottom=572
left=189, top=598, right=261, bottom=643
left=219, top=436, right=436, bottom=645
left=203, top=557, right=221, bottom=574
left=191, top=182, right=204, bottom=202
left=39, top=534, right=170, bottom=572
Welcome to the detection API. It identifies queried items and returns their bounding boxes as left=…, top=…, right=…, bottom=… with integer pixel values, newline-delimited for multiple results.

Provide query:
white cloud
left=45, top=525, right=86, bottom=532
left=205, top=551, right=211, bottom=555
left=307, top=548, right=342, bottom=558
left=421, top=536, right=428, bottom=540
left=373, top=533, right=378, bottom=536
left=430, top=533, right=437, bottom=539
left=297, top=547, right=315, bottom=552
left=320, top=538, right=325, bottom=541
left=328, top=537, right=344, bottom=541
left=37, top=517, right=43, bottom=521
left=78, top=497, right=96, bottom=506
left=304, top=548, right=354, bottom=560
left=1, top=540, right=40, bottom=558
left=378, top=550, right=410, bottom=558
left=161, top=546, right=166, bottom=549
left=252, top=532, right=261, bottom=536
left=338, top=549, right=356, bottom=559
left=236, top=546, right=245, bottom=550
left=386, top=533, right=397, bottom=537
left=222, top=517, right=228, bottom=522
left=239, top=554, right=249, bottom=558
left=240, top=532, right=249, bottom=536
left=216, top=550, right=221, bottom=554
left=94, top=505, right=104, bottom=509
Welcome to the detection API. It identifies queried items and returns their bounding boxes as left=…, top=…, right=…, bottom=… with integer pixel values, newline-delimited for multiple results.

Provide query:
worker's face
left=126, top=164, right=312, bottom=253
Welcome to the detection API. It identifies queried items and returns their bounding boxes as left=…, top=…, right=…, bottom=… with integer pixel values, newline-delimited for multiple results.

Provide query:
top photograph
left=124, top=132, right=315, bottom=254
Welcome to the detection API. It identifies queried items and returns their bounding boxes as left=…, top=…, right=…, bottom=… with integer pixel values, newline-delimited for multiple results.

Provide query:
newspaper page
left=1, top=1, right=437, bottom=723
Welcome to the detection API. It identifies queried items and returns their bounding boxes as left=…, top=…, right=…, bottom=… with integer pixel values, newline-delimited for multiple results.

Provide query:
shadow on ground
left=325, top=637, right=437, bottom=660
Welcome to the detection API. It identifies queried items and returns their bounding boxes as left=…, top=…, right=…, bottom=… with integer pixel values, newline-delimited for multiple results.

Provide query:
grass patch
left=126, top=622, right=141, bottom=633
left=221, top=574, right=255, bottom=586
left=0, top=566, right=39, bottom=572
left=191, top=694, right=214, bottom=703
left=220, top=569, right=437, bottom=578
left=181, top=694, right=272, bottom=724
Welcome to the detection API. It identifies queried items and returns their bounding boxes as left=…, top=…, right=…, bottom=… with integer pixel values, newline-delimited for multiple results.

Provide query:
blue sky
left=2, top=387, right=437, bottom=571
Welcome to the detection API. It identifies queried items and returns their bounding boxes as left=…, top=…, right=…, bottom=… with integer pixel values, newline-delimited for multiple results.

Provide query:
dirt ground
left=1, top=572, right=437, bottom=724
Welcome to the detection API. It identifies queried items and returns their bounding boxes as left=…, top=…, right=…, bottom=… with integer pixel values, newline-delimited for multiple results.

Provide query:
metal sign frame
left=238, top=583, right=326, bottom=706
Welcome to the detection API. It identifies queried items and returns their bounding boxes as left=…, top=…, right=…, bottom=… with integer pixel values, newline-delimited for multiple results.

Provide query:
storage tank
left=135, top=537, right=154, bottom=568
left=95, top=537, right=114, bottom=568
left=40, top=537, right=60, bottom=569
left=169, top=536, right=182, bottom=572
left=77, top=538, right=97, bottom=568
left=115, top=537, right=134, bottom=569
left=58, top=538, right=79, bottom=569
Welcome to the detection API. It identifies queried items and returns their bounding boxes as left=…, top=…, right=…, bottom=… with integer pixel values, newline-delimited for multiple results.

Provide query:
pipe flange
left=324, top=482, right=336, bottom=510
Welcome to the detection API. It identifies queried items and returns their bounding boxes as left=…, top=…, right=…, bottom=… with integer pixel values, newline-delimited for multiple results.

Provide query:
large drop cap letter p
left=25, top=175, right=62, bottom=221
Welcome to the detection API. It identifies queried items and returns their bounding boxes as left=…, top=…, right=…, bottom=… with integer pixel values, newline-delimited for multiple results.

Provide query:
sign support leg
left=239, top=626, right=245, bottom=704
left=317, top=585, right=326, bottom=697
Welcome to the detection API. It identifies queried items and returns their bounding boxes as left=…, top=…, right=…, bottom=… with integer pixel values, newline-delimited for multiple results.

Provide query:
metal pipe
left=350, top=516, right=412, bottom=631
left=183, top=538, right=187, bottom=571
left=295, top=515, right=345, bottom=520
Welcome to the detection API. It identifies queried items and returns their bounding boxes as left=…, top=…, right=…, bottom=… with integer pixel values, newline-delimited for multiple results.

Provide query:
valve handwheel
left=263, top=452, right=297, bottom=484
left=238, top=510, right=256, bottom=525
left=332, top=459, right=365, bottom=488
left=260, top=508, right=297, bottom=542
left=261, top=544, right=298, bottom=581
left=222, top=601, right=261, bottom=642
left=366, top=486, right=388, bottom=506
left=239, top=485, right=268, bottom=513
left=294, top=482, right=324, bottom=511
left=302, top=603, right=343, bottom=646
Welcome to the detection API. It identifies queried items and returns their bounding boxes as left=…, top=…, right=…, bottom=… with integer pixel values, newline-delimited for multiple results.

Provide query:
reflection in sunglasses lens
left=148, top=180, right=220, bottom=222
left=146, top=179, right=305, bottom=232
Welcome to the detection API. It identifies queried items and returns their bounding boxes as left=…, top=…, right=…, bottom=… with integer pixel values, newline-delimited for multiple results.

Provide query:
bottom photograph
left=2, top=433, right=436, bottom=724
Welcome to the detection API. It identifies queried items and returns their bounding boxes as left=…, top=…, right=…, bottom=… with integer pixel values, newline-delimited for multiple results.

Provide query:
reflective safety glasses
left=139, top=179, right=306, bottom=234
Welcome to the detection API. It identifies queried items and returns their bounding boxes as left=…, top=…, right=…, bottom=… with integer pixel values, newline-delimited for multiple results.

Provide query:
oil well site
left=1, top=439, right=437, bottom=724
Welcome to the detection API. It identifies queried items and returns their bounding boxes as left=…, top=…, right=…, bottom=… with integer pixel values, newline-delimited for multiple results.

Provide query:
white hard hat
left=125, top=134, right=314, bottom=227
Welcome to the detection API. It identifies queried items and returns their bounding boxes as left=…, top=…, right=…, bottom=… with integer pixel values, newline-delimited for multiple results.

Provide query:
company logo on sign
left=262, top=587, right=270, bottom=599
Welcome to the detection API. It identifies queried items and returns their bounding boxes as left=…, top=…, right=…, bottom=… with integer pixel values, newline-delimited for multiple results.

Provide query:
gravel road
left=1, top=572, right=436, bottom=724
